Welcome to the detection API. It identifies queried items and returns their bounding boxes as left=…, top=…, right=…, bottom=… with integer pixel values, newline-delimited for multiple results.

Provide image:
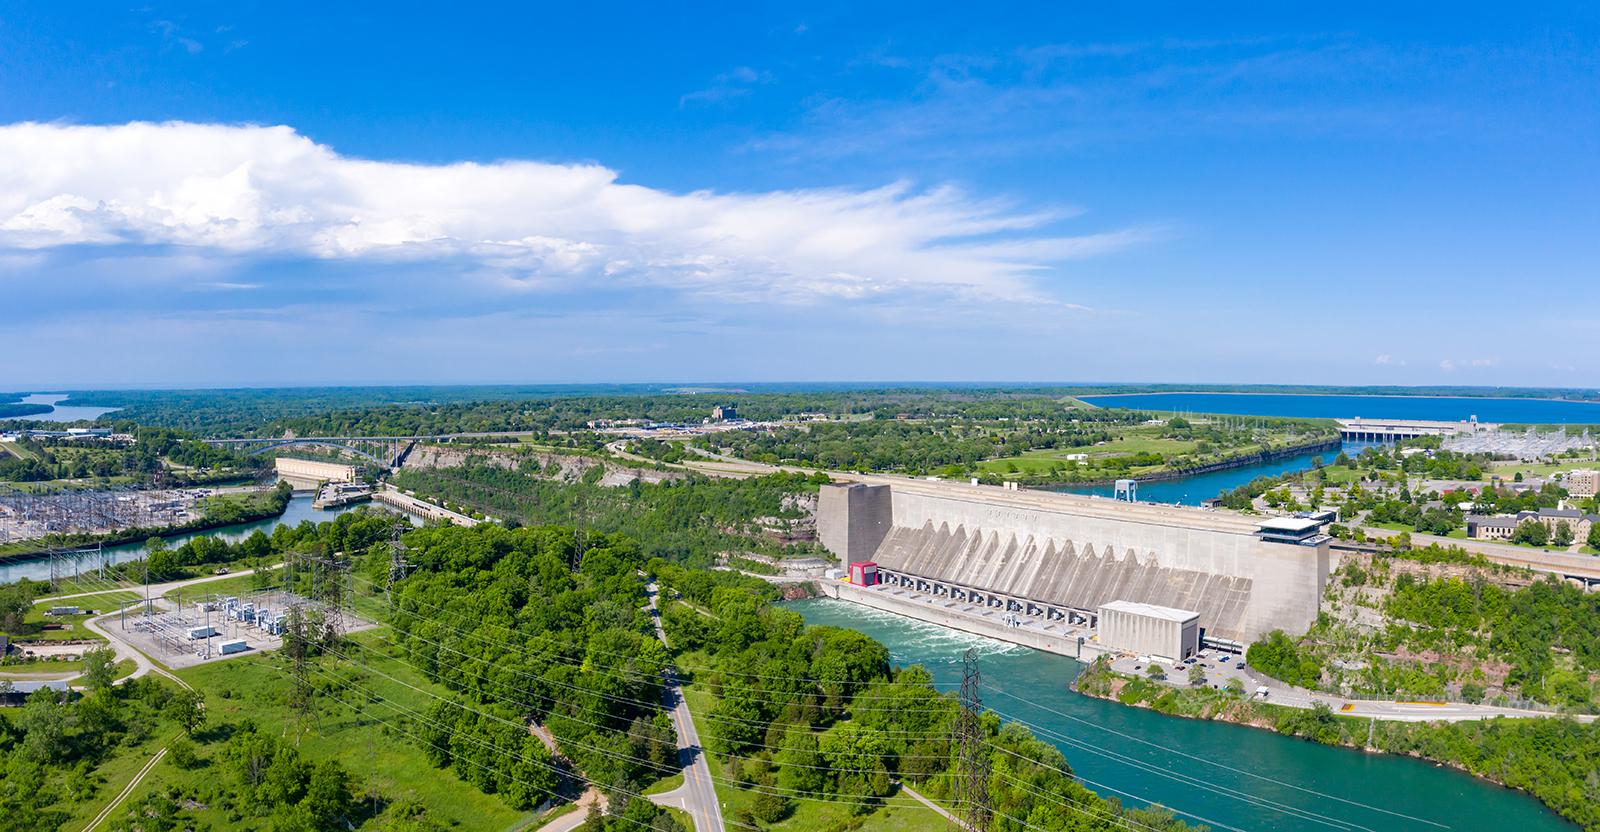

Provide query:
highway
left=645, top=582, right=726, bottom=832
left=1110, top=654, right=1597, bottom=724
left=1355, top=526, right=1600, bottom=583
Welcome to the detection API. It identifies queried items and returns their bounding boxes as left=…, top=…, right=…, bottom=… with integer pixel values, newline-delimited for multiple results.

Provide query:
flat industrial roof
left=1254, top=517, right=1322, bottom=533
left=1099, top=599, right=1200, bottom=623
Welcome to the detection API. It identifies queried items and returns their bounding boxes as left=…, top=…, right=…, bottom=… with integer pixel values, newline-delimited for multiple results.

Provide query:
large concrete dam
left=817, top=478, right=1329, bottom=647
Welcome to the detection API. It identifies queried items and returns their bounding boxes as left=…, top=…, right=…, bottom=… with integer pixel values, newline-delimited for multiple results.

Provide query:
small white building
left=1097, top=600, right=1201, bottom=662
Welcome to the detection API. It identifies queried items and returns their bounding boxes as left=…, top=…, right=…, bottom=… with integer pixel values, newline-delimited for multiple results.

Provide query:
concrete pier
left=373, top=485, right=479, bottom=527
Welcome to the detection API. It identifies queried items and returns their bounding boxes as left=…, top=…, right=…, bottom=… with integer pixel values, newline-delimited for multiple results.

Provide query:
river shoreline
left=1069, top=662, right=1585, bottom=829
left=1031, top=436, right=1341, bottom=490
left=0, top=492, right=293, bottom=565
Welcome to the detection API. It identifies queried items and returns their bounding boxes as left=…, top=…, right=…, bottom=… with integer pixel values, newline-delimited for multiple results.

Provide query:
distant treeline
left=22, top=383, right=1597, bottom=437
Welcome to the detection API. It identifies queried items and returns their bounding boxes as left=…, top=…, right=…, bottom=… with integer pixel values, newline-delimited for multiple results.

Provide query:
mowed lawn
left=13, top=589, right=143, bottom=643
left=972, top=437, right=1199, bottom=476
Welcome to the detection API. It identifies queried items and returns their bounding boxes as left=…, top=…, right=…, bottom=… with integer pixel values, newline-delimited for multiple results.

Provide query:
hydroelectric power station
left=816, top=477, right=1331, bottom=661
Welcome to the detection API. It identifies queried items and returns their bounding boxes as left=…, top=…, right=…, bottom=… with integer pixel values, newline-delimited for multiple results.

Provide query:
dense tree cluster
left=1385, top=573, right=1600, bottom=703
left=1245, top=630, right=1324, bottom=689
left=0, top=428, right=259, bottom=483
left=215, top=719, right=358, bottom=829
left=1270, top=702, right=1600, bottom=829
left=651, top=562, right=1204, bottom=832
left=392, top=468, right=825, bottom=568
left=388, top=523, right=682, bottom=821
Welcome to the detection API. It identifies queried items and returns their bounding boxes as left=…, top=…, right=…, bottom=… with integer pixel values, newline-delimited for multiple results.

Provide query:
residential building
left=1465, top=515, right=1519, bottom=541
left=1567, top=468, right=1597, bottom=499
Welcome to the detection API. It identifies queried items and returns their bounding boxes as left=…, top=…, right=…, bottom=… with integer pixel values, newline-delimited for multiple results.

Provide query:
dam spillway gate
left=818, top=478, right=1327, bottom=647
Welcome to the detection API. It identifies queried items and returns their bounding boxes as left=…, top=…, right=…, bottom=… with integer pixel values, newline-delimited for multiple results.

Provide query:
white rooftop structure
left=1254, top=517, right=1323, bottom=534
left=1098, top=599, right=1200, bottom=623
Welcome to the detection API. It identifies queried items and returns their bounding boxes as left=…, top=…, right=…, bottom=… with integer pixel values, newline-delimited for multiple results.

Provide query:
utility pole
left=386, top=520, right=410, bottom=600
left=951, top=647, right=991, bottom=832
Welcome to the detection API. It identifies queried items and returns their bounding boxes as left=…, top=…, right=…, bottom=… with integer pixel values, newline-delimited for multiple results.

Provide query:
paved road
left=40, top=562, right=279, bottom=605
left=1357, top=524, right=1600, bottom=582
left=1114, top=654, right=1596, bottom=723
left=645, top=583, right=726, bottom=832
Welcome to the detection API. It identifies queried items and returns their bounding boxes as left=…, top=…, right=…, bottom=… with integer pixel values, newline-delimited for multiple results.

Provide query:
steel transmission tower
left=951, top=647, right=992, bottom=832
left=386, top=520, right=410, bottom=596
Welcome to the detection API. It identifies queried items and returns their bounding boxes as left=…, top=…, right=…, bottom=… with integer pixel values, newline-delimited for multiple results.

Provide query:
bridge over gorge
left=202, top=429, right=562, bottom=469
left=202, top=436, right=429, bottom=468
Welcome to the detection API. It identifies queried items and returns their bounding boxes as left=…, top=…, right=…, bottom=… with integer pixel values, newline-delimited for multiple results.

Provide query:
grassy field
left=45, top=724, right=188, bottom=832
left=0, top=657, right=135, bottom=680
left=1485, top=461, right=1592, bottom=479
left=680, top=686, right=949, bottom=832
left=0, top=439, right=37, bottom=460
left=643, top=772, right=684, bottom=796
left=970, top=424, right=1328, bottom=479
left=1315, top=465, right=1370, bottom=484
left=9, top=589, right=141, bottom=643
left=151, top=628, right=531, bottom=832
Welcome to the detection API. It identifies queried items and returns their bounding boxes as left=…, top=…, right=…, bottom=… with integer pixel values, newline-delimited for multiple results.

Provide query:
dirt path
left=81, top=746, right=169, bottom=832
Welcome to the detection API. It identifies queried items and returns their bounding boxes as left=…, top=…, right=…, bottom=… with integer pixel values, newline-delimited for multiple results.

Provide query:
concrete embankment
left=821, top=578, right=1112, bottom=663
left=375, top=486, right=479, bottom=527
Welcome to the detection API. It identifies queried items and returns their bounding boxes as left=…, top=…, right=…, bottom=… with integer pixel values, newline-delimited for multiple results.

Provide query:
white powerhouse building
left=1097, top=600, right=1200, bottom=662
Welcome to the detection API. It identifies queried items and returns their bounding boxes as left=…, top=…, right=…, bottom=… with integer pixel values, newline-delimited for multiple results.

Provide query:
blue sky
left=1, top=2, right=1597, bottom=388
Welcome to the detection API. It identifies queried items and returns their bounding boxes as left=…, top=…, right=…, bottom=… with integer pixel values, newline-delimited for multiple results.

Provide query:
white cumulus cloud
left=0, top=121, right=1135, bottom=308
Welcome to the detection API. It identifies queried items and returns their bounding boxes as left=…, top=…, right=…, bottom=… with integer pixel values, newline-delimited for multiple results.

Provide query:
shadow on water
left=788, top=598, right=1575, bottom=832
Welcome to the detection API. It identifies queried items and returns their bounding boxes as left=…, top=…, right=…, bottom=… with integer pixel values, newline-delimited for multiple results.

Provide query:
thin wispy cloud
left=754, top=36, right=1553, bottom=164
left=681, top=66, right=775, bottom=107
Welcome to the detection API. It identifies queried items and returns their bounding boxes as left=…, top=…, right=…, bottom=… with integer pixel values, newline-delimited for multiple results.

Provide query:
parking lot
left=1109, top=648, right=1257, bottom=693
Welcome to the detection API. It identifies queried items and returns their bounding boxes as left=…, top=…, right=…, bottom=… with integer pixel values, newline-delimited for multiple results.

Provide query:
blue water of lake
left=1078, top=392, right=1600, bottom=425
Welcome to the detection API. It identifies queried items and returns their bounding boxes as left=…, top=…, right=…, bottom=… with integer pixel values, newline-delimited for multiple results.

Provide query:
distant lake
left=0, top=393, right=122, bottom=423
left=1079, top=392, right=1600, bottom=425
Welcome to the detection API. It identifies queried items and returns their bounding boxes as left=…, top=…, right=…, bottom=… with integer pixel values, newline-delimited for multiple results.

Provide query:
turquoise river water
left=789, top=597, right=1574, bottom=832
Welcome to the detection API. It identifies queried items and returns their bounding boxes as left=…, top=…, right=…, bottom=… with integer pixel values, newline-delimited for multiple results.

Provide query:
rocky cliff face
left=401, top=445, right=686, bottom=487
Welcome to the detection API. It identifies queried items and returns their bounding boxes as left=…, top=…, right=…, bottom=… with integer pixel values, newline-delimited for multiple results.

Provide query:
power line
left=302, top=648, right=1187, bottom=832
left=362, top=574, right=1402, bottom=832
left=951, top=647, right=990, bottom=832
left=353, top=560, right=1428, bottom=829
left=988, top=688, right=1445, bottom=829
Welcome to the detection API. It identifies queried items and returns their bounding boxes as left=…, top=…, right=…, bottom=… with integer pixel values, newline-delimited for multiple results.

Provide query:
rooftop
left=1254, top=517, right=1323, bottom=533
left=1099, top=599, right=1200, bottom=623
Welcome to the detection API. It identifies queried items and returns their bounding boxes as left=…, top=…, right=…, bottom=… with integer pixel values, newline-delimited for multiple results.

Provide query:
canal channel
left=789, top=597, right=1575, bottom=832
left=1052, top=440, right=1383, bottom=506
left=0, top=488, right=420, bottom=584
